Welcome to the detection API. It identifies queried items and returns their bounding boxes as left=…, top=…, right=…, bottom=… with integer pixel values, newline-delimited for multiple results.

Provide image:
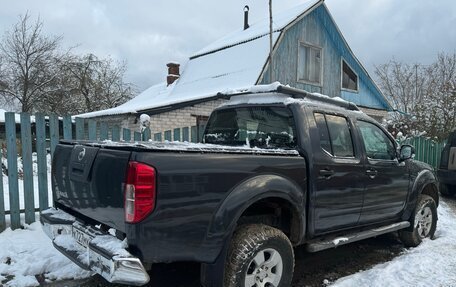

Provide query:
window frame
left=297, top=42, right=324, bottom=87
left=340, top=58, right=359, bottom=93
left=313, top=111, right=357, bottom=159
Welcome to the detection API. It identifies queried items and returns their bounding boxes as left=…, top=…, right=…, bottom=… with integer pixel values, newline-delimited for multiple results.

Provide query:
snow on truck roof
left=219, top=83, right=363, bottom=114
left=77, top=0, right=322, bottom=119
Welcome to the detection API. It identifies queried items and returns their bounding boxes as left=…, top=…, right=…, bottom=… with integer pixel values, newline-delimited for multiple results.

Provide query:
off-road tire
left=440, top=183, right=456, bottom=197
left=399, top=194, right=437, bottom=247
left=224, top=224, right=294, bottom=287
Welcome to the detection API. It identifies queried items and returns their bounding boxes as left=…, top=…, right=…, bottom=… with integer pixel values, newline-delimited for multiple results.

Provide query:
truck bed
left=52, top=140, right=306, bottom=263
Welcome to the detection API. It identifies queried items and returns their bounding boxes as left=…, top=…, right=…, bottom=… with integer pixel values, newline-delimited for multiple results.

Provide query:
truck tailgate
left=52, top=143, right=131, bottom=232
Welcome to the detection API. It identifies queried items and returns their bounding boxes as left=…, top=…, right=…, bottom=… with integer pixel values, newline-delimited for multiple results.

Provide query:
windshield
left=203, top=106, right=297, bottom=149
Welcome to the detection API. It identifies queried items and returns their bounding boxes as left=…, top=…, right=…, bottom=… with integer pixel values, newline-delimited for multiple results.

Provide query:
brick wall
left=90, top=98, right=228, bottom=135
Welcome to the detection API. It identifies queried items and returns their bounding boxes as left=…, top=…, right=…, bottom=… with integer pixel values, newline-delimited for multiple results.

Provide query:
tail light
left=124, top=161, right=156, bottom=223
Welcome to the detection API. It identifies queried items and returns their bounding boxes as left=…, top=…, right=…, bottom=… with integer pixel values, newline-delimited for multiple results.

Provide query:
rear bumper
left=40, top=208, right=150, bottom=286
left=437, top=169, right=456, bottom=185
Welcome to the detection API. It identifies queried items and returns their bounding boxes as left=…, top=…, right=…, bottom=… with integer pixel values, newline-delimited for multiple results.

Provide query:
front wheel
left=399, top=194, right=437, bottom=247
left=224, top=224, right=294, bottom=287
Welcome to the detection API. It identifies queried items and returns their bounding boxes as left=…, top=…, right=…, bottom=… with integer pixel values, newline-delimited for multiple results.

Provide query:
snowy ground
left=0, top=198, right=455, bottom=286
left=331, top=200, right=456, bottom=287
left=0, top=216, right=92, bottom=286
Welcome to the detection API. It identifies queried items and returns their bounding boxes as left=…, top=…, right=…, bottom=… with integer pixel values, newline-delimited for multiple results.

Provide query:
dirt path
left=57, top=197, right=456, bottom=287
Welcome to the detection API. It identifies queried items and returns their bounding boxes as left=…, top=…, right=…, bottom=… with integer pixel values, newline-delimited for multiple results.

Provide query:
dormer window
left=341, top=60, right=358, bottom=92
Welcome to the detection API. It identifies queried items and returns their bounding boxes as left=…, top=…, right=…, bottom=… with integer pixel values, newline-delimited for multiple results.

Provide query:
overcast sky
left=1, top=0, right=455, bottom=92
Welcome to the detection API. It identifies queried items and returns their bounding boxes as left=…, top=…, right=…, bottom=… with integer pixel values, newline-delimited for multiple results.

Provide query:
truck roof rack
left=276, top=85, right=360, bottom=111
left=218, top=84, right=361, bottom=112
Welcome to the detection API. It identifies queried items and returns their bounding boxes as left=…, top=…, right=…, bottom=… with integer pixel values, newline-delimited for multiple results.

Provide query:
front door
left=356, top=120, right=409, bottom=224
left=312, top=112, right=365, bottom=234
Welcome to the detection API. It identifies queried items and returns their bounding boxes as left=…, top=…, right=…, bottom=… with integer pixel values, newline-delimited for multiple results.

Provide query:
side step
left=306, top=221, right=410, bottom=252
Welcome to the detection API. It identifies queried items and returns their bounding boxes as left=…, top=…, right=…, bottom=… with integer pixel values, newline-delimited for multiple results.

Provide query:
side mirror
left=399, top=144, right=415, bottom=161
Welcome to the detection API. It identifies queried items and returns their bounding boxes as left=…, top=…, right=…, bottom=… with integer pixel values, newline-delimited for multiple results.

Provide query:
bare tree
left=415, top=53, right=456, bottom=140
left=0, top=13, right=63, bottom=112
left=56, top=53, right=134, bottom=114
left=376, top=54, right=456, bottom=141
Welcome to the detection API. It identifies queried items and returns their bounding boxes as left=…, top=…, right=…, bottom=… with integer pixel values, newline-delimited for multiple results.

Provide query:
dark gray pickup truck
left=41, top=85, right=439, bottom=287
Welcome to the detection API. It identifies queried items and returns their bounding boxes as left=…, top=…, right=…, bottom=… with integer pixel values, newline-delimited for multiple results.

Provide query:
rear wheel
left=440, top=183, right=456, bottom=197
left=399, top=194, right=437, bottom=247
left=224, top=224, right=294, bottom=287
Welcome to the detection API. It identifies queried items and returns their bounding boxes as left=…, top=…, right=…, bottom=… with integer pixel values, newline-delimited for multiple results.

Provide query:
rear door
left=312, top=112, right=365, bottom=234
left=355, top=120, right=409, bottom=224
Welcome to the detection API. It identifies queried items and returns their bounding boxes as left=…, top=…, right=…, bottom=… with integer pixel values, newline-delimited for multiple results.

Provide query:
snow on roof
left=79, top=31, right=281, bottom=118
left=192, top=0, right=321, bottom=58
left=78, top=1, right=323, bottom=119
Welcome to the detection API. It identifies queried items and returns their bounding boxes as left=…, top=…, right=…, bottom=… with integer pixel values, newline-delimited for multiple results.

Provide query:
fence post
left=20, top=113, right=35, bottom=224
left=123, top=128, right=131, bottom=141
left=5, top=113, right=20, bottom=229
left=134, top=131, right=141, bottom=141
left=75, top=118, right=85, bottom=140
left=173, top=128, right=181, bottom=141
left=142, top=128, right=151, bottom=141
left=164, top=130, right=172, bottom=141
left=35, top=113, right=49, bottom=211
left=100, top=122, right=109, bottom=140
left=0, top=150, right=5, bottom=232
left=191, top=126, right=197, bottom=143
left=154, top=133, right=162, bottom=142
left=112, top=125, right=121, bottom=141
left=63, top=116, right=73, bottom=140
left=49, top=114, right=59, bottom=157
left=88, top=120, right=97, bottom=140
left=182, top=127, right=189, bottom=142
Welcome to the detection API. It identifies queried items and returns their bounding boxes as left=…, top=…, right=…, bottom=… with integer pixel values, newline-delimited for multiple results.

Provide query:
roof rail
left=217, top=84, right=361, bottom=112
left=276, top=85, right=360, bottom=111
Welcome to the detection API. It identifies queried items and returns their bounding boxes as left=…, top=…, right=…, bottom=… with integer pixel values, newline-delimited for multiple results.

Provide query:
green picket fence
left=399, top=136, right=444, bottom=169
left=0, top=112, right=203, bottom=231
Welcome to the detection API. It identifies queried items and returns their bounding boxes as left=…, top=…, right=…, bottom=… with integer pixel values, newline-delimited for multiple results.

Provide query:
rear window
left=203, top=106, right=297, bottom=149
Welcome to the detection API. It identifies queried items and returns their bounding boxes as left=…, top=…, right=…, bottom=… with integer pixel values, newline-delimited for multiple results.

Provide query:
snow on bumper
left=40, top=208, right=150, bottom=286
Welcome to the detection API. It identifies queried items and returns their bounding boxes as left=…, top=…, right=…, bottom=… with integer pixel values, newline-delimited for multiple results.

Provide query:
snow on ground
left=332, top=200, right=456, bottom=287
left=0, top=219, right=92, bottom=286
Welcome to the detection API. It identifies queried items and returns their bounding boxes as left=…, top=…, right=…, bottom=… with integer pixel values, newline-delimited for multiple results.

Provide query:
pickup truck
left=41, top=84, right=439, bottom=287
left=438, top=128, right=456, bottom=196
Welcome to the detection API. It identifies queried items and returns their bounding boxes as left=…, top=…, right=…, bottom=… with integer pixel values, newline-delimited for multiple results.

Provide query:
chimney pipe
left=244, top=6, right=249, bottom=30
left=166, top=62, right=180, bottom=86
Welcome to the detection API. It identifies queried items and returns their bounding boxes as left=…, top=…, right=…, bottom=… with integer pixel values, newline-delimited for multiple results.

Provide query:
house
left=78, top=0, right=391, bottom=140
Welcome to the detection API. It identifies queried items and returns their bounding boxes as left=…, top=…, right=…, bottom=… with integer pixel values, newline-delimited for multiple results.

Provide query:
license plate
left=72, top=226, right=93, bottom=248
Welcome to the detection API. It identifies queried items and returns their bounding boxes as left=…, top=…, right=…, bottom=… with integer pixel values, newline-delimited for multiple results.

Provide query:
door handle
left=366, top=169, right=378, bottom=178
left=319, top=169, right=335, bottom=178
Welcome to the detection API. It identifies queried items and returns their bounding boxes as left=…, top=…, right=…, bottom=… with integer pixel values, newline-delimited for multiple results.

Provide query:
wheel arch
left=204, top=174, right=306, bottom=256
left=402, top=169, right=439, bottom=221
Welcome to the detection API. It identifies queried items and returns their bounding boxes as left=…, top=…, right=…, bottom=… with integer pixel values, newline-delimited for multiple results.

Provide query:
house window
left=298, top=43, right=322, bottom=85
left=341, top=60, right=358, bottom=91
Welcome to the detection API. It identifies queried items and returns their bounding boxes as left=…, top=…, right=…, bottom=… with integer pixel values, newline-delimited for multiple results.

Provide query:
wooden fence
left=0, top=112, right=203, bottom=231
left=399, top=136, right=445, bottom=169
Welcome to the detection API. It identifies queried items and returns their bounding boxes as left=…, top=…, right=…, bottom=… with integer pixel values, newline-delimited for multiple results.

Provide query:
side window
left=314, top=113, right=355, bottom=157
left=314, top=113, right=331, bottom=154
left=358, top=121, right=396, bottom=160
